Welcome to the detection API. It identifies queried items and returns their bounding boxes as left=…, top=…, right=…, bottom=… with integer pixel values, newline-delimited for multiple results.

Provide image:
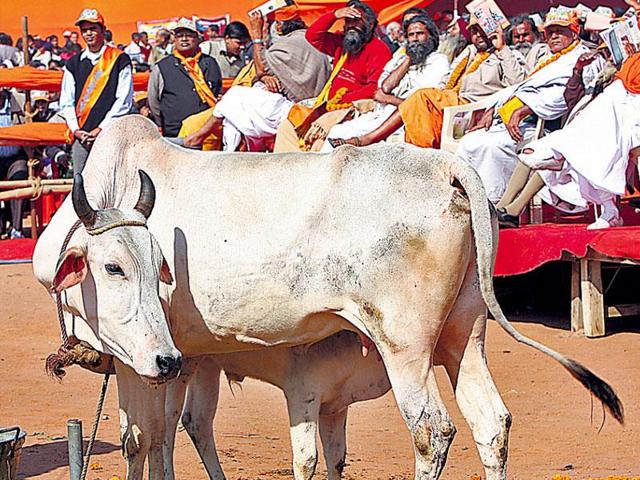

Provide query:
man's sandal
left=328, top=137, right=362, bottom=148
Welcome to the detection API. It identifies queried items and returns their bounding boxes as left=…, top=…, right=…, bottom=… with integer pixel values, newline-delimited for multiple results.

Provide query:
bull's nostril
left=156, top=354, right=181, bottom=378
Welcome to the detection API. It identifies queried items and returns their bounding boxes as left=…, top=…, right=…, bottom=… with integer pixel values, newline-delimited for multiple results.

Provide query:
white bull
left=33, top=115, right=622, bottom=480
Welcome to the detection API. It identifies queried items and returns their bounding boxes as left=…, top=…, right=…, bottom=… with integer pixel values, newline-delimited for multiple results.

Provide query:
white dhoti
left=456, top=122, right=538, bottom=202
left=214, top=85, right=294, bottom=151
left=320, top=104, right=399, bottom=152
left=532, top=80, right=640, bottom=212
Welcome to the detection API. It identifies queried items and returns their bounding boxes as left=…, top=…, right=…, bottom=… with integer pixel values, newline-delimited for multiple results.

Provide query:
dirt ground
left=1, top=262, right=639, bottom=480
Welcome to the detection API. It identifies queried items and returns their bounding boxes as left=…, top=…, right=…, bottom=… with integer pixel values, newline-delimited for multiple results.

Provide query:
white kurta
left=457, top=43, right=595, bottom=202
left=320, top=51, right=450, bottom=152
left=535, top=80, right=640, bottom=210
left=214, top=85, right=294, bottom=151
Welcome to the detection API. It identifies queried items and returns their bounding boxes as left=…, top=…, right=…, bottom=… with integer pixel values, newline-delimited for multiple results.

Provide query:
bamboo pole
left=0, top=179, right=73, bottom=189
left=21, top=16, right=32, bottom=120
left=0, top=185, right=71, bottom=201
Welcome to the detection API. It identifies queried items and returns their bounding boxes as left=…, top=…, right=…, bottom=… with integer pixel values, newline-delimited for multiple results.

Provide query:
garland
left=326, top=87, right=352, bottom=112
left=528, top=40, right=580, bottom=77
left=445, top=51, right=491, bottom=93
left=444, top=54, right=470, bottom=90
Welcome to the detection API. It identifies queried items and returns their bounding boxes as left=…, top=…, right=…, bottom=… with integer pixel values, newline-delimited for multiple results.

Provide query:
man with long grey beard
left=510, top=14, right=549, bottom=72
left=273, top=0, right=392, bottom=152
left=322, top=14, right=450, bottom=150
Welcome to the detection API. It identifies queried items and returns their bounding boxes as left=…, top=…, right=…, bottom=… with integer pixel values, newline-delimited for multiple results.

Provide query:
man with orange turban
left=456, top=8, right=604, bottom=203
left=493, top=52, right=640, bottom=230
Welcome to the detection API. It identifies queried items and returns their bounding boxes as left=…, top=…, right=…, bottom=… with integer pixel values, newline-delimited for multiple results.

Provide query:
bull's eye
left=105, top=263, right=125, bottom=276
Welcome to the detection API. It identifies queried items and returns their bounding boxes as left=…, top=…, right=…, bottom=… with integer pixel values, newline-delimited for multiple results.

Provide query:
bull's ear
left=160, top=257, right=173, bottom=285
left=51, top=247, right=88, bottom=294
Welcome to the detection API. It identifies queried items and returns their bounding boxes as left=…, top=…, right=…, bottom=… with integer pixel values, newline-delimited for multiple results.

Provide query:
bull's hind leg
left=436, top=259, right=511, bottom=480
left=350, top=220, right=472, bottom=478
left=360, top=299, right=461, bottom=478
left=319, top=408, right=348, bottom=479
left=380, top=339, right=456, bottom=480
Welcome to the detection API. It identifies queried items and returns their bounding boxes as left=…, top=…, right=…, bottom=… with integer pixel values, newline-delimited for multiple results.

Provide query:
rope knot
left=45, top=337, right=114, bottom=380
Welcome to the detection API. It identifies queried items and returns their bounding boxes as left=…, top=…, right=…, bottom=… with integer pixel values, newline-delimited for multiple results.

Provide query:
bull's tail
left=450, top=158, right=624, bottom=424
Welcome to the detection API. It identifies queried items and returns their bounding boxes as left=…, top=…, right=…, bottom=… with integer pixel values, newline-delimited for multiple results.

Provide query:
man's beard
left=406, top=38, right=438, bottom=65
left=343, top=28, right=366, bottom=54
left=513, top=41, right=533, bottom=57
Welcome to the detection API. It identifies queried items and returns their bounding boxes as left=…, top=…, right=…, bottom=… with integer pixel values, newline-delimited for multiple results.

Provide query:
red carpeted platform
left=495, top=223, right=640, bottom=276
left=0, top=239, right=36, bottom=264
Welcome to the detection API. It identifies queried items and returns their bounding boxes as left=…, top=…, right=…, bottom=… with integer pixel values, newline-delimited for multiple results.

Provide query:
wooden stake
left=571, top=259, right=583, bottom=332
left=580, top=258, right=605, bottom=337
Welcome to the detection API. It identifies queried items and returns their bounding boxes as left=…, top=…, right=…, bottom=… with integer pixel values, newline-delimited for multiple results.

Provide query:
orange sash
left=287, top=52, right=349, bottom=137
left=75, top=46, right=123, bottom=129
left=174, top=50, right=217, bottom=108
left=616, top=52, right=640, bottom=94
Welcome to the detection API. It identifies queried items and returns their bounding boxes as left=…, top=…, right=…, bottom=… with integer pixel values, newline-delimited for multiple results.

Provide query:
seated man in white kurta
left=320, top=14, right=449, bottom=151
left=496, top=52, right=640, bottom=229
left=456, top=9, right=603, bottom=203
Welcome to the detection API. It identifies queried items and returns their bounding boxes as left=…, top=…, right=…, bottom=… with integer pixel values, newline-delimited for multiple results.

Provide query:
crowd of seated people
left=0, top=1, right=639, bottom=239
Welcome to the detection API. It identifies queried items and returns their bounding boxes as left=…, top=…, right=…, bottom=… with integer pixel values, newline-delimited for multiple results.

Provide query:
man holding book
left=330, top=15, right=527, bottom=150
left=456, top=8, right=604, bottom=203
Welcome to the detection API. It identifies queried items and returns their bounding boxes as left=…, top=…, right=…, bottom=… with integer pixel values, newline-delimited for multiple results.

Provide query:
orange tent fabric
left=1, top=0, right=627, bottom=44
left=1, top=0, right=434, bottom=45
left=0, top=67, right=150, bottom=92
left=0, top=123, right=72, bottom=146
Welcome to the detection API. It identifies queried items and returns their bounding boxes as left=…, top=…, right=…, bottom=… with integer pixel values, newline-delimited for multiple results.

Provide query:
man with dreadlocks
left=322, top=14, right=450, bottom=150
left=273, top=0, right=392, bottom=152
left=330, top=16, right=526, bottom=150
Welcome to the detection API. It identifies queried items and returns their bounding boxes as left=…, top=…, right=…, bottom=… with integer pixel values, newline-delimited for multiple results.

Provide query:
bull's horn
left=134, top=170, right=156, bottom=219
left=72, top=173, right=97, bottom=227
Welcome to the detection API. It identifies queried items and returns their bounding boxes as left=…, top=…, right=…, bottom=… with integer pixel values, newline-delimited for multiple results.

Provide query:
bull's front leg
left=286, top=390, right=321, bottom=480
left=115, top=359, right=168, bottom=480
left=180, top=357, right=225, bottom=479
left=163, top=359, right=194, bottom=480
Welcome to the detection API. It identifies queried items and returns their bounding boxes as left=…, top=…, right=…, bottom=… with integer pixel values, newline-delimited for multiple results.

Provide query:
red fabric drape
left=0, top=66, right=149, bottom=92
left=495, top=224, right=640, bottom=276
left=0, top=122, right=72, bottom=146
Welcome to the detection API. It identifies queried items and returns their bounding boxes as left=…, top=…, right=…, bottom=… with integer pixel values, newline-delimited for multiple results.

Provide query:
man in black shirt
left=148, top=17, right=222, bottom=138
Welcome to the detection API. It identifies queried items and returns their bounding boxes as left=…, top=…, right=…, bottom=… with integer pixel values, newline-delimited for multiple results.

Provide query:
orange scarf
left=173, top=50, right=217, bottom=108
left=75, top=46, right=123, bottom=128
left=616, top=52, right=640, bottom=94
left=445, top=51, right=491, bottom=93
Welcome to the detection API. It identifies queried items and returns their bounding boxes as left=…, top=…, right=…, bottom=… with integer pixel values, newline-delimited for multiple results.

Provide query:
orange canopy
left=0, top=66, right=150, bottom=92
left=0, top=123, right=72, bottom=146
left=1, top=0, right=434, bottom=45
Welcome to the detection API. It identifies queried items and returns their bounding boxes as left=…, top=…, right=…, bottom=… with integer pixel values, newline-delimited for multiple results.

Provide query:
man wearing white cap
left=147, top=17, right=222, bottom=138
left=456, top=8, right=604, bottom=204
left=59, top=8, right=134, bottom=173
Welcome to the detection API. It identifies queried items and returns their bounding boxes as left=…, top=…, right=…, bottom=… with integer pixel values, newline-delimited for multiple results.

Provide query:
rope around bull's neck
left=54, top=218, right=111, bottom=480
